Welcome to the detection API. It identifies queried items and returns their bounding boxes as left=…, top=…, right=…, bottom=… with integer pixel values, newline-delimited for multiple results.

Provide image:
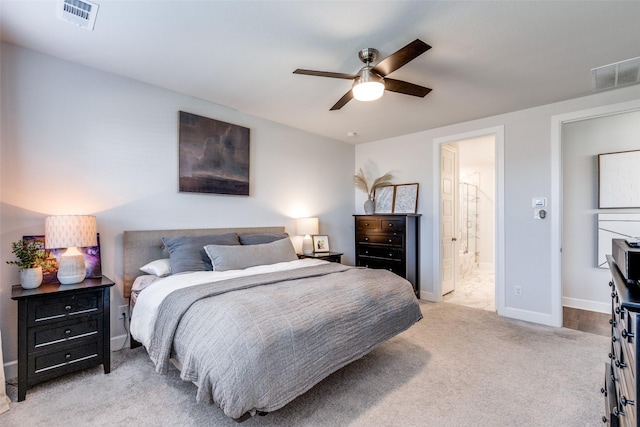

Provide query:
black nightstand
left=298, top=252, right=343, bottom=263
left=11, top=276, right=114, bottom=401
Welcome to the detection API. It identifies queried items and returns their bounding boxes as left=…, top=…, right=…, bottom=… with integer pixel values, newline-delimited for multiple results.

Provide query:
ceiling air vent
left=591, top=56, right=640, bottom=92
left=57, top=0, right=99, bottom=31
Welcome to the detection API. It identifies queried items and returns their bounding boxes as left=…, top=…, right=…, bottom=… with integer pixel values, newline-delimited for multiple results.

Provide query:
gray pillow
left=162, top=233, right=240, bottom=273
left=204, top=237, right=298, bottom=272
left=239, top=232, right=289, bottom=245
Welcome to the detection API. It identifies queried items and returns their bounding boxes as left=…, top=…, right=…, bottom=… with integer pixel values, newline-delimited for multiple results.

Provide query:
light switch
left=532, top=197, right=547, bottom=207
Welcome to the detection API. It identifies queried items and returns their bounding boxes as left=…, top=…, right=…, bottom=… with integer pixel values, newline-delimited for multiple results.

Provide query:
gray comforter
left=147, top=263, right=422, bottom=419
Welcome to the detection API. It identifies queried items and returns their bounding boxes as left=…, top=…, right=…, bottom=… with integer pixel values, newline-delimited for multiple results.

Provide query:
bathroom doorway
left=441, top=135, right=496, bottom=312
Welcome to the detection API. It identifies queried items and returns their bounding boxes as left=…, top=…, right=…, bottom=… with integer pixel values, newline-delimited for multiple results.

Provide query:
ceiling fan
left=293, top=39, right=432, bottom=111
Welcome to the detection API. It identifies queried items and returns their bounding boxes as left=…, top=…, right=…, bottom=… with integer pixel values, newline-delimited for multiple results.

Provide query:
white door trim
left=551, top=99, right=640, bottom=327
left=433, top=126, right=505, bottom=315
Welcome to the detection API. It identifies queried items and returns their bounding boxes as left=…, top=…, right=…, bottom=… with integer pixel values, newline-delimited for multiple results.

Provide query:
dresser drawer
left=356, top=257, right=406, bottom=276
left=29, top=290, right=102, bottom=326
left=356, top=218, right=381, bottom=231
left=356, top=233, right=403, bottom=246
left=29, top=317, right=100, bottom=351
left=381, top=218, right=405, bottom=233
left=604, top=362, right=622, bottom=427
left=29, top=340, right=100, bottom=378
left=357, top=245, right=404, bottom=260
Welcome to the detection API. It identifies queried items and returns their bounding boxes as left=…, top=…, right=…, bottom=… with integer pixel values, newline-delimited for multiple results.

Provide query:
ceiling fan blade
left=384, top=78, right=432, bottom=97
left=372, top=39, right=431, bottom=77
left=293, top=69, right=357, bottom=80
left=330, top=90, right=354, bottom=110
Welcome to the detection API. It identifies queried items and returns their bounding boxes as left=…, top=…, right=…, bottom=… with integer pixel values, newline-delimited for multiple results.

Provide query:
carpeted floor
left=2, top=301, right=608, bottom=426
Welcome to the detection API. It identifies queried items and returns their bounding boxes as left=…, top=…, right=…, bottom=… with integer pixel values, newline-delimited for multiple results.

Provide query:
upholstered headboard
left=123, top=226, right=286, bottom=299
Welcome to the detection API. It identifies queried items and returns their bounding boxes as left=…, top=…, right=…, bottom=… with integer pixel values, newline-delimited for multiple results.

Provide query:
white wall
left=355, top=84, right=640, bottom=325
left=562, top=111, right=640, bottom=312
left=0, top=43, right=355, bottom=377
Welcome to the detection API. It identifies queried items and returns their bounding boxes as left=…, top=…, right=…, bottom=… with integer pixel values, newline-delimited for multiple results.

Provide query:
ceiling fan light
left=352, top=67, right=384, bottom=101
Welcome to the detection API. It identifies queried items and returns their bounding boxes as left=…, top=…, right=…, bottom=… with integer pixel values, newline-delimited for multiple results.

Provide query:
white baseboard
left=3, top=335, right=132, bottom=382
left=500, top=306, right=562, bottom=327
left=562, top=297, right=609, bottom=314
left=418, top=290, right=441, bottom=302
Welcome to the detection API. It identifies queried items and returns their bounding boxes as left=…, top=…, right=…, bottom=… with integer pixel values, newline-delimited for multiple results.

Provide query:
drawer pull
left=622, top=329, right=634, bottom=339
left=365, top=237, right=369, bottom=241
left=65, top=305, right=72, bottom=311
left=388, top=223, right=393, bottom=227
left=621, top=396, right=635, bottom=406
left=611, top=373, right=619, bottom=383
left=65, top=329, right=71, bottom=335
left=612, top=336, right=617, bottom=343
left=615, top=360, right=627, bottom=369
left=613, top=408, right=625, bottom=417
left=365, top=223, right=369, bottom=226
left=609, top=280, right=614, bottom=288
left=65, top=353, right=71, bottom=360
left=388, top=239, right=392, bottom=243
left=601, top=387, right=607, bottom=396
left=615, top=306, right=626, bottom=315
left=609, top=318, right=617, bottom=327
left=389, top=253, right=393, bottom=257
left=602, top=416, right=608, bottom=423
left=612, top=291, right=617, bottom=299
left=608, top=352, right=615, bottom=360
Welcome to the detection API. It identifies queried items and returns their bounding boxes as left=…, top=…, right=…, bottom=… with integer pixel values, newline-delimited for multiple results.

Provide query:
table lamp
left=296, top=217, right=318, bottom=256
left=45, top=215, right=97, bottom=284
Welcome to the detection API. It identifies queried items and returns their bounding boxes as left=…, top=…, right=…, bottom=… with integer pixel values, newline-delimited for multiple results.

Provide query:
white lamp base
left=57, top=247, right=87, bottom=285
left=302, top=235, right=313, bottom=255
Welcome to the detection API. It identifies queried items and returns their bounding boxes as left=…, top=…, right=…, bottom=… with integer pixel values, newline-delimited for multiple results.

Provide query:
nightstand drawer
left=30, top=341, right=100, bottom=377
left=30, top=317, right=100, bottom=350
left=29, top=291, right=102, bottom=326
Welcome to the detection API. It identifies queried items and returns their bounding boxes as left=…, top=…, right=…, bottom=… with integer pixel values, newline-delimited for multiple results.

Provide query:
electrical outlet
left=514, top=286, right=522, bottom=296
left=118, top=305, right=129, bottom=320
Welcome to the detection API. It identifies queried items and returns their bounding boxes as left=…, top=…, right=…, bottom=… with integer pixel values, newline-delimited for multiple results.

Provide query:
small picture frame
left=374, top=185, right=395, bottom=214
left=393, top=183, right=419, bottom=213
left=312, top=235, right=330, bottom=252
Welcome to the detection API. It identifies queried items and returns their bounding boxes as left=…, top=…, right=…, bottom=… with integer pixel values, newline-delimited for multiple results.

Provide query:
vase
left=364, top=196, right=375, bottom=214
left=20, top=266, right=43, bottom=290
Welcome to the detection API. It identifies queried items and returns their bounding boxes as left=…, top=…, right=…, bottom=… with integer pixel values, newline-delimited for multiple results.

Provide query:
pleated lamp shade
left=45, top=215, right=97, bottom=284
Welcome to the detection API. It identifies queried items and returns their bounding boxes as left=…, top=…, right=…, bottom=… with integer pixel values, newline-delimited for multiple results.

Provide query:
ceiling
left=1, top=1, right=639, bottom=144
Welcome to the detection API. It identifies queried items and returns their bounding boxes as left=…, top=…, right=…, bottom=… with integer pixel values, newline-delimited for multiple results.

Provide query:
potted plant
left=354, top=168, right=393, bottom=214
left=6, top=239, right=48, bottom=289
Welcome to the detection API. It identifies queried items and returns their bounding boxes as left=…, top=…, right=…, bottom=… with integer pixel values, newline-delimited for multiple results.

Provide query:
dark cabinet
left=604, top=255, right=639, bottom=426
left=354, top=214, right=420, bottom=296
left=11, top=277, right=114, bottom=401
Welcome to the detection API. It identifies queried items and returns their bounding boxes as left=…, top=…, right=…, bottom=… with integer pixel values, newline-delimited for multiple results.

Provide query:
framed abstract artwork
left=598, top=149, right=640, bottom=208
left=23, top=234, right=102, bottom=284
left=393, top=183, right=419, bottom=213
left=178, top=111, right=250, bottom=196
left=374, top=185, right=395, bottom=214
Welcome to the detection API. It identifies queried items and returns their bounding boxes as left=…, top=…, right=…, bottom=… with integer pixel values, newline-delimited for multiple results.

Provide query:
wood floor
left=563, top=306, right=610, bottom=337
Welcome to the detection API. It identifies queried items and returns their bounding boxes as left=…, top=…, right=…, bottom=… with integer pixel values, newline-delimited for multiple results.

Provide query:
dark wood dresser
left=354, top=214, right=420, bottom=296
left=11, top=276, right=114, bottom=401
left=604, top=255, right=639, bottom=426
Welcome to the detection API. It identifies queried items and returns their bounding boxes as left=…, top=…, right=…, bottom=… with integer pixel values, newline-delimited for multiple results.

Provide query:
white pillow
left=139, top=258, right=172, bottom=277
left=204, top=237, right=298, bottom=271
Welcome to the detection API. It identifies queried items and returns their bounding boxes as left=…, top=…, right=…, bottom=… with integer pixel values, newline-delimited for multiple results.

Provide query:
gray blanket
left=148, top=263, right=422, bottom=419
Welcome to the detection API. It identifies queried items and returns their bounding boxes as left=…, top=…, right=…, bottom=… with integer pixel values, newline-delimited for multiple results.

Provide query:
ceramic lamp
left=45, top=215, right=97, bottom=284
left=296, top=217, right=319, bottom=256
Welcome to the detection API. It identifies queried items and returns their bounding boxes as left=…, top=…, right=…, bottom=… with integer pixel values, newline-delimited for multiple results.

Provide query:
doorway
left=440, top=135, right=497, bottom=312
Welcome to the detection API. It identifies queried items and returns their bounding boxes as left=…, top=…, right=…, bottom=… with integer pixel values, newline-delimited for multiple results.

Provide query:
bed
left=124, top=226, right=422, bottom=421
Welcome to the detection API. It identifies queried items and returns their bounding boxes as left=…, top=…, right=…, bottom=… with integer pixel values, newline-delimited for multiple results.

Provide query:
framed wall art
left=393, top=183, right=419, bottom=213
left=178, top=111, right=250, bottom=196
left=312, top=235, right=330, bottom=252
left=374, top=185, right=395, bottom=213
left=598, top=149, right=640, bottom=208
left=23, top=234, right=102, bottom=284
